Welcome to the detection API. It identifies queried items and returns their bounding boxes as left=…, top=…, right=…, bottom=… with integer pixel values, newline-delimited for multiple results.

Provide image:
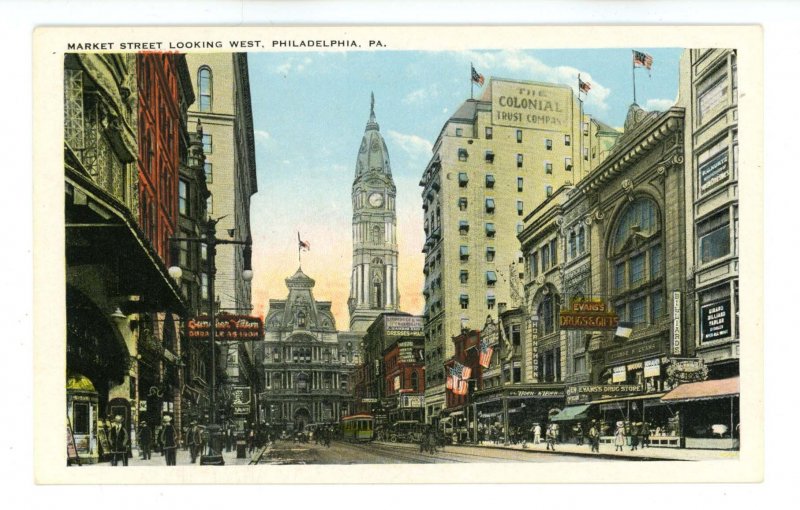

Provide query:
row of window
left=458, top=174, right=553, bottom=196
left=530, top=238, right=559, bottom=277
left=458, top=149, right=572, bottom=172
left=458, top=126, right=573, bottom=147
left=178, top=179, right=214, bottom=217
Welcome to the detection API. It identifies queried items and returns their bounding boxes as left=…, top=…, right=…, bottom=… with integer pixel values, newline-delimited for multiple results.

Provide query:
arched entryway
left=294, top=407, right=311, bottom=431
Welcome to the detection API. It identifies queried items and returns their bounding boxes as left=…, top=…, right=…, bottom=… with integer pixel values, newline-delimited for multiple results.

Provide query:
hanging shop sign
left=644, top=358, right=661, bottom=378
left=361, top=398, right=378, bottom=403
left=672, top=291, right=682, bottom=355
left=187, top=314, right=264, bottom=341
left=605, top=337, right=665, bottom=365
left=233, top=404, right=251, bottom=415
left=560, top=297, right=618, bottom=330
left=700, top=300, right=732, bottom=342
left=667, top=358, right=709, bottom=384
left=612, top=366, right=627, bottom=383
left=232, top=386, right=251, bottom=406
left=385, top=316, right=424, bottom=336
left=401, top=395, right=425, bottom=408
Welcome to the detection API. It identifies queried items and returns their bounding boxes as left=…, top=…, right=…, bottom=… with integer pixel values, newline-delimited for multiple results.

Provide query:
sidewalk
left=89, top=446, right=257, bottom=467
left=472, top=440, right=739, bottom=461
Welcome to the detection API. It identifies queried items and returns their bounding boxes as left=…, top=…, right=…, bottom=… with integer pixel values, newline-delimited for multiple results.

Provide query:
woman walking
left=614, top=422, right=626, bottom=452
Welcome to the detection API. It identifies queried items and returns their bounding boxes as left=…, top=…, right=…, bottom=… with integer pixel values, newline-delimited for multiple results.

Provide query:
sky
left=247, top=48, right=683, bottom=329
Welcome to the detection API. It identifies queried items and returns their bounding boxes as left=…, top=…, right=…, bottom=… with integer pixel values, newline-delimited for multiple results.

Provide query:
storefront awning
left=590, top=393, right=666, bottom=405
left=550, top=404, right=591, bottom=422
left=661, top=377, right=739, bottom=403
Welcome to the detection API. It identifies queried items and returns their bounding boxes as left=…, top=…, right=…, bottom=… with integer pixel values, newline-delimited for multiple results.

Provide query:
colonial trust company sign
left=491, top=79, right=572, bottom=131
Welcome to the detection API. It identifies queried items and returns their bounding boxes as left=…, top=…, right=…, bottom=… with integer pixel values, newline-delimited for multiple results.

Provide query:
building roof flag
left=471, top=65, right=485, bottom=86
left=633, top=50, right=654, bottom=71
left=579, top=77, right=591, bottom=94
left=298, top=233, right=310, bottom=251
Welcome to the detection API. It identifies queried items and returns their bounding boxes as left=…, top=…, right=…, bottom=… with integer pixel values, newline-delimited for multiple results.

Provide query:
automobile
left=388, top=420, right=424, bottom=443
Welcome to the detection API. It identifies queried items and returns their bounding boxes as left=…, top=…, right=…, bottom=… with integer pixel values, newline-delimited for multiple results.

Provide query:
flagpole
left=470, top=62, right=474, bottom=100
left=632, top=50, right=637, bottom=104
left=297, top=232, right=301, bottom=268
left=578, top=75, right=584, bottom=183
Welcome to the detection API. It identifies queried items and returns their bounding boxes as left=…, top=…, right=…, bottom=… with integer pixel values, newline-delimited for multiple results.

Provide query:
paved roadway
left=255, top=440, right=615, bottom=464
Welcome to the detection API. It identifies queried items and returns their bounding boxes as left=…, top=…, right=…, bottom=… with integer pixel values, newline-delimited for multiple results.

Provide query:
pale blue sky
left=247, top=48, right=683, bottom=325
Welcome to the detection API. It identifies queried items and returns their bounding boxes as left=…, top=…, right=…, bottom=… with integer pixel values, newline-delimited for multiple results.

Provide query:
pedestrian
left=630, top=422, right=640, bottom=451
left=248, top=423, right=256, bottom=453
left=188, top=420, right=201, bottom=463
left=109, top=415, right=129, bottom=466
left=545, top=424, right=556, bottom=451
left=575, top=423, right=584, bottom=446
left=588, top=420, right=600, bottom=453
left=614, top=422, right=626, bottom=452
left=641, top=422, right=651, bottom=449
left=138, top=421, right=152, bottom=460
left=533, top=423, right=542, bottom=445
left=159, top=415, right=178, bottom=466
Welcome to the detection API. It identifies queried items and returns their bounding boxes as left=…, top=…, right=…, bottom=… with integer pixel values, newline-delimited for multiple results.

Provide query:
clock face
left=368, top=192, right=384, bottom=208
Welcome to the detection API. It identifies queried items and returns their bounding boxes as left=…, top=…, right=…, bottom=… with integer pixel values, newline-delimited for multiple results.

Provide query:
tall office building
left=419, top=78, right=618, bottom=423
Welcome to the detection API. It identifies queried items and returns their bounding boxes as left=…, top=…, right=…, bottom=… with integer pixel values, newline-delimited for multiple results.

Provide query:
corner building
left=419, top=78, right=618, bottom=423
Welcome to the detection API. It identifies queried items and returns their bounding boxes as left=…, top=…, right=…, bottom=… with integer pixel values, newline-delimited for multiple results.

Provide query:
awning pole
left=730, top=395, right=734, bottom=450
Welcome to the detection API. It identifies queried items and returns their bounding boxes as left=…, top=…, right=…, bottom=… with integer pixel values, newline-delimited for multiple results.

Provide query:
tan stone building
left=419, top=77, right=619, bottom=423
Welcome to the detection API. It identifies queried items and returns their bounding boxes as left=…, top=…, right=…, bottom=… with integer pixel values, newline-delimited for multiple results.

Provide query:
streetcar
left=340, top=414, right=374, bottom=442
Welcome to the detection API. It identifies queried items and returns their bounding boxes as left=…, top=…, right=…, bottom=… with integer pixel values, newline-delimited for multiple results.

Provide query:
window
left=517, top=200, right=524, bottom=216
left=550, top=238, right=557, bottom=266
left=460, top=270, right=469, bottom=284
left=206, top=195, right=214, bottom=215
left=485, top=223, right=496, bottom=237
left=545, top=185, right=553, bottom=197
left=573, top=355, right=586, bottom=375
left=204, top=162, right=213, bottom=183
left=545, top=161, right=553, bottom=174
left=545, top=139, right=553, bottom=150
left=577, top=227, right=586, bottom=254
left=458, top=172, right=469, bottom=186
left=458, top=148, right=468, bottom=161
left=516, top=130, right=523, bottom=143
left=541, top=245, right=550, bottom=271
left=630, top=297, right=646, bottom=324
left=630, top=253, right=645, bottom=286
left=485, top=174, right=495, bottom=188
left=178, top=179, right=188, bottom=215
left=650, top=245, right=662, bottom=279
left=459, top=220, right=470, bottom=235
left=201, top=273, right=208, bottom=300
left=517, top=154, right=523, bottom=168
left=202, top=133, right=212, bottom=154
left=178, top=239, right=189, bottom=267
left=198, top=67, right=212, bottom=112
left=698, top=77, right=729, bottom=123
left=72, top=402, right=90, bottom=434
left=460, top=294, right=469, bottom=309
left=564, top=134, right=571, bottom=146
left=456, top=198, right=468, bottom=212
left=485, top=198, right=495, bottom=213
left=565, top=157, right=573, bottom=170
left=582, top=122, right=589, bottom=135
left=485, top=127, right=493, bottom=139
left=484, top=150, right=495, bottom=163
left=698, top=210, right=730, bottom=264
left=569, top=231, right=577, bottom=259
left=456, top=128, right=463, bottom=137
left=517, top=177, right=523, bottom=192
left=486, top=271, right=497, bottom=286
left=511, top=325, right=521, bottom=346
left=584, top=147, right=589, bottom=160
left=487, top=295, right=496, bottom=310
left=537, top=292, right=558, bottom=335
left=486, top=247, right=496, bottom=262
left=460, top=245, right=469, bottom=260
left=650, top=291, right=664, bottom=323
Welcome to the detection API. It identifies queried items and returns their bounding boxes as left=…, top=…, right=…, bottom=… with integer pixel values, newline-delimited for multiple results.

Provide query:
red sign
left=187, top=314, right=264, bottom=340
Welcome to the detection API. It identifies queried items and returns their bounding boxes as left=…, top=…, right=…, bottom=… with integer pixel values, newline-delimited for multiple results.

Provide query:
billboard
left=491, top=79, right=572, bottom=131
left=384, top=315, right=424, bottom=336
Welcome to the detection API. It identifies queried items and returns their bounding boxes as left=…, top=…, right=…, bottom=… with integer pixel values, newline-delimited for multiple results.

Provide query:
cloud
left=645, top=98, right=675, bottom=111
left=464, top=50, right=612, bottom=111
left=386, top=131, right=433, bottom=161
left=254, top=130, right=271, bottom=143
left=403, top=85, right=440, bottom=105
left=275, top=56, right=313, bottom=76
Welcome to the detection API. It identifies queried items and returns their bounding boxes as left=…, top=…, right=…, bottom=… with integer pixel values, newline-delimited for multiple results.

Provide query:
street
left=253, top=440, right=614, bottom=464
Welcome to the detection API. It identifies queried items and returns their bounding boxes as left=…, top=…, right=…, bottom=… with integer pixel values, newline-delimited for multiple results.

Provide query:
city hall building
left=419, top=77, right=619, bottom=423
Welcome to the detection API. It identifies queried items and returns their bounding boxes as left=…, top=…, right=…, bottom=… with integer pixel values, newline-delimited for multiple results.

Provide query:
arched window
left=569, top=231, right=577, bottom=259
left=198, top=67, right=212, bottom=112
left=536, top=289, right=560, bottom=336
left=610, top=198, right=664, bottom=326
left=578, top=226, right=586, bottom=254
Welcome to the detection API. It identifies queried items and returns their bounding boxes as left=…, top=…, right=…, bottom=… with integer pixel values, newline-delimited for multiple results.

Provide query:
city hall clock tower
left=349, top=94, right=399, bottom=332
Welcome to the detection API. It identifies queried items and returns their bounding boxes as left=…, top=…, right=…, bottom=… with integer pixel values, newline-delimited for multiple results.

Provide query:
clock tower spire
left=348, top=94, right=399, bottom=332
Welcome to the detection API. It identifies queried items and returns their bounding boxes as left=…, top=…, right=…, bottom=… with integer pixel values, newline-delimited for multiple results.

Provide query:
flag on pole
left=298, top=233, right=310, bottom=251
left=479, top=336, right=495, bottom=368
left=471, top=65, right=485, bottom=86
left=446, top=368, right=454, bottom=390
left=578, top=77, right=592, bottom=94
left=632, top=50, right=654, bottom=71
left=614, top=321, right=634, bottom=341
left=455, top=377, right=469, bottom=396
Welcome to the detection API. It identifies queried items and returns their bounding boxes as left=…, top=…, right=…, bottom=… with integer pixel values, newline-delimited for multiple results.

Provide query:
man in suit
left=159, top=415, right=178, bottom=466
left=138, top=421, right=152, bottom=460
left=109, top=415, right=129, bottom=466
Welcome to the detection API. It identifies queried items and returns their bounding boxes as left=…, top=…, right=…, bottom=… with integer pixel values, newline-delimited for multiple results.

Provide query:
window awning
left=549, top=404, right=591, bottom=422
left=590, top=393, right=667, bottom=405
left=660, top=376, right=739, bottom=403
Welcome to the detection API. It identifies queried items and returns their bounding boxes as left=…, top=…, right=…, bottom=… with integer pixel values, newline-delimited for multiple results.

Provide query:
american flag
left=471, top=65, right=485, bottom=86
left=455, top=361, right=472, bottom=381
left=479, top=337, right=494, bottom=368
left=446, top=366, right=456, bottom=390
left=454, top=377, right=469, bottom=396
left=298, top=233, right=310, bottom=251
left=632, top=50, right=654, bottom=70
left=578, top=77, right=591, bottom=94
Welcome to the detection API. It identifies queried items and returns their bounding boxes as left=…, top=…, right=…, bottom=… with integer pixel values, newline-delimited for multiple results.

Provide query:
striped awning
left=661, top=377, right=739, bottom=403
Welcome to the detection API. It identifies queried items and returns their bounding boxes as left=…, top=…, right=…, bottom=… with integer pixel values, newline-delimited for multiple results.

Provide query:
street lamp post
left=170, top=217, right=253, bottom=465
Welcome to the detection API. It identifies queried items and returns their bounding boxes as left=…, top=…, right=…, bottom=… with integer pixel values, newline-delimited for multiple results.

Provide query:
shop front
left=473, top=385, right=565, bottom=444
left=661, top=376, right=739, bottom=450
left=67, top=373, right=100, bottom=465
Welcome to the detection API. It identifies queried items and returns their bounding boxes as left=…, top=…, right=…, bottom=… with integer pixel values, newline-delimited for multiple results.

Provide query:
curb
left=476, top=444, right=685, bottom=462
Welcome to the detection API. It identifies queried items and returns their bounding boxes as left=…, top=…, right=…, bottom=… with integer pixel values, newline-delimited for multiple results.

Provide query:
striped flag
left=632, top=50, right=654, bottom=70
left=298, top=233, right=310, bottom=251
left=471, top=65, right=485, bottom=86
left=454, top=377, right=469, bottom=396
left=479, top=337, right=494, bottom=368
left=579, top=77, right=591, bottom=94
